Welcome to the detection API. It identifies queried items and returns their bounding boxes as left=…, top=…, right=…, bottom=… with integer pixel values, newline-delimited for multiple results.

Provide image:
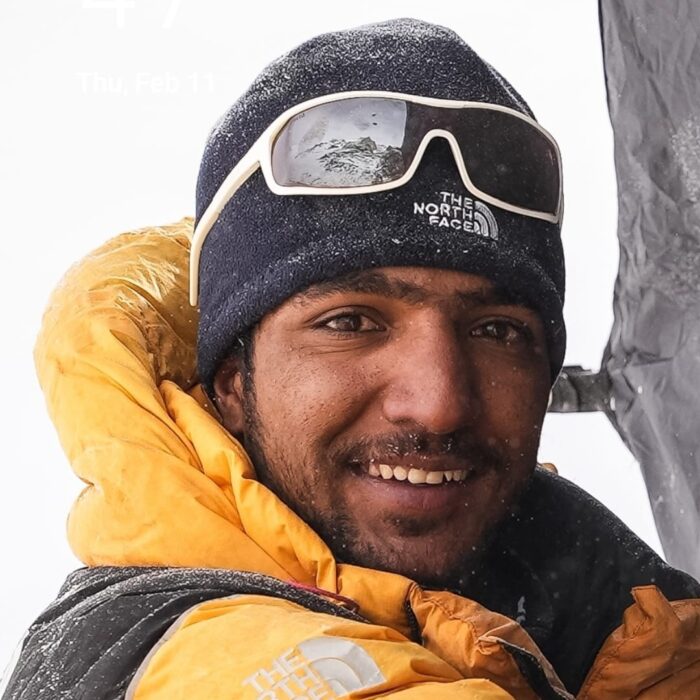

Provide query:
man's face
left=214, top=267, right=551, bottom=587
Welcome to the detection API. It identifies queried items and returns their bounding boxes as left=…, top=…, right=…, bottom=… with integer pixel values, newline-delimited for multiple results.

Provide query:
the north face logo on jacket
left=242, top=637, right=385, bottom=699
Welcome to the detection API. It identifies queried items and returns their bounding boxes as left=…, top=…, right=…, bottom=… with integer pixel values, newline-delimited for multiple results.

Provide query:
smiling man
left=5, top=17, right=700, bottom=700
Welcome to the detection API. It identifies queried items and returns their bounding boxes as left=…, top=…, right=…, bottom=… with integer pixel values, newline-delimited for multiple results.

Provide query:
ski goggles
left=190, top=90, right=563, bottom=305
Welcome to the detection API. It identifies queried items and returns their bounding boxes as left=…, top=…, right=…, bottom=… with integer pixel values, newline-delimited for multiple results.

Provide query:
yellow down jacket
left=33, top=217, right=700, bottom=699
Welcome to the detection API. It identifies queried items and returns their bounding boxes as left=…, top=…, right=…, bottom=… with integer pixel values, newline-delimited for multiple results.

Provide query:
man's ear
left=213, top=357, right=246, bottom=438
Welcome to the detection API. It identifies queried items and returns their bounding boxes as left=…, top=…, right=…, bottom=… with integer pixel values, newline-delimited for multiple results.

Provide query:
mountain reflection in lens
left=272, top=97, right=409, bottom=186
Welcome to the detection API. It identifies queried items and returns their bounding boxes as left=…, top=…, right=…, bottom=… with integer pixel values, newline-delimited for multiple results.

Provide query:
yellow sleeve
left=127, top=594, right=515, bottom=700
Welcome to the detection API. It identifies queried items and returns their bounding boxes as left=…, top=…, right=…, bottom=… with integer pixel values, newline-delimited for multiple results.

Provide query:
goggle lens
left=272, top=97, right=410, bottom=187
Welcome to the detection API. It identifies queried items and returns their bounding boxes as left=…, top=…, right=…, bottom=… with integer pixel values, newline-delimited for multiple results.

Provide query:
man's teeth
left=366, top=463, right=468, bottom=484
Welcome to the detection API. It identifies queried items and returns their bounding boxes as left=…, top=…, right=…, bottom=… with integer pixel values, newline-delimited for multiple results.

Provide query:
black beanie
left=195, top=18, right=566, bottom=394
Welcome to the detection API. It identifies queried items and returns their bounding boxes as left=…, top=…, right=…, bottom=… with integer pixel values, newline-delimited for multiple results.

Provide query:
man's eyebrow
left=294, top=270, right=531, bottom=309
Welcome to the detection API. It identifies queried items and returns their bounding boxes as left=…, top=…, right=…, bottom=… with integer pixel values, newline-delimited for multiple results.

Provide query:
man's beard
left=239, top=381, right=529, bottom=593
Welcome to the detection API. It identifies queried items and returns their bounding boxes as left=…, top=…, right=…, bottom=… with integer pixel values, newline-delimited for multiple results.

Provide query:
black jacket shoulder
left=1, top=567, right=361, bottom=700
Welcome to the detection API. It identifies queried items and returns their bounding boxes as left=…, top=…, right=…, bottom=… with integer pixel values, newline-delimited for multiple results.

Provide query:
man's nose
left=380, top=321, right=480, bottom=434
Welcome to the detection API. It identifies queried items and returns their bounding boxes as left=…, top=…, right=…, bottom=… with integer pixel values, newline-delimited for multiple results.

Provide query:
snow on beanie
left=194, top=17, right=566, bottom=395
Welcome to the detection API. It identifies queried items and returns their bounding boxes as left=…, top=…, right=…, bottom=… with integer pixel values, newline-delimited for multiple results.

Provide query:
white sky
left=0, top=0, right=662, bottom=665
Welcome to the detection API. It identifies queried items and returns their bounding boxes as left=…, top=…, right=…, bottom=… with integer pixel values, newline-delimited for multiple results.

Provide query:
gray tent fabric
left=599, top=0, right=700, bottom=578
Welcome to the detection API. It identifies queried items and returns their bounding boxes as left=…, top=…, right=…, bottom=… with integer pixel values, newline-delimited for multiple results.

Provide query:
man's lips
left=367, top=461, right=470, bottom=485
left=347, top=464, right=484, bottom=514
left=350, top=455, right=482, bottom=485
left=344, top=456, right=489, bottom=514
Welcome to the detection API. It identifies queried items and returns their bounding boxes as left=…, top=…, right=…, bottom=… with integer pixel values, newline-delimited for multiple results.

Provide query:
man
left=4, top=17, right=700, bottom=700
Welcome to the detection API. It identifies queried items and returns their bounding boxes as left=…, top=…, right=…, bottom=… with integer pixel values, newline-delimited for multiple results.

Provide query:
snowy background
left=0, top=0, right=661, bottom=665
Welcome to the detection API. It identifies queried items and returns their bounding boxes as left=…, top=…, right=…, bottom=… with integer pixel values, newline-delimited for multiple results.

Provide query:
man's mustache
left=330, top=430, right=510, bottom=474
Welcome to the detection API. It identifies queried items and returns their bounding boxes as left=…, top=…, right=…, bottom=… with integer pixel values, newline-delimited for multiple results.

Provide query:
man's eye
left=322, top=313, right=380, bottom=333
left=472, top=320, right=531, bottom=343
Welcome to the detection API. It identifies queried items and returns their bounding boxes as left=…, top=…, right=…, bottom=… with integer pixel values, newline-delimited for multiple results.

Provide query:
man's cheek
left=269, top=364, right=370, bottom=421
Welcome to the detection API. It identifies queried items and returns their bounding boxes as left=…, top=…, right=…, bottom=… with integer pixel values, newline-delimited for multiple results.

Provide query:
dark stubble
left=238, top=363, right=524, bottom=591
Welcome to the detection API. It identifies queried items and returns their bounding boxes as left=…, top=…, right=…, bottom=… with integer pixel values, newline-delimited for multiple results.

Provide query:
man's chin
left=330, top=528, right=486, bottom=590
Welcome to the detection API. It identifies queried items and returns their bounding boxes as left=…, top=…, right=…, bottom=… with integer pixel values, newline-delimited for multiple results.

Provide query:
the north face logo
left=413, top=190, right=499, bottom=240
left=242, top=637, right=385, bottom=699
